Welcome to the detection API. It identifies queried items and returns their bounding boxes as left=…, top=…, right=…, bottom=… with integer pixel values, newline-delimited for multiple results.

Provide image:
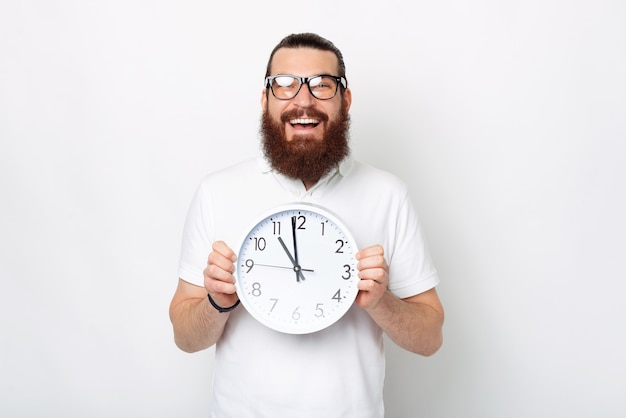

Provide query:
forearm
left=169, top=295, right=229, bottom=353
left=366, top=290, right=444, bottom=356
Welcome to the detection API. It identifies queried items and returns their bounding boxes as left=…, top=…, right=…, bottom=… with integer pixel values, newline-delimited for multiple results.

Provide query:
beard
left=260, top=105, right=350, bottom=184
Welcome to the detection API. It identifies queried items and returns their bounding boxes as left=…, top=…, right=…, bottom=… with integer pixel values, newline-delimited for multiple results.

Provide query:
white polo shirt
left=178, top=155, right=439, bottom=418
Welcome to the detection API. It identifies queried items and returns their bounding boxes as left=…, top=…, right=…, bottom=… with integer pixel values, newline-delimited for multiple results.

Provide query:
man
left=170, top=33, right=444, bottom=417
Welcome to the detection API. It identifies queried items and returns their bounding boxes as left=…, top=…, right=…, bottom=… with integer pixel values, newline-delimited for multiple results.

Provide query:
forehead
left=269, top=47, right=339, bottom=77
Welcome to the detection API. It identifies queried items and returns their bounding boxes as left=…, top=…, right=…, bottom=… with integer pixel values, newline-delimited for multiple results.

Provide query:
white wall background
left=1, top=1, right=625, bottom=417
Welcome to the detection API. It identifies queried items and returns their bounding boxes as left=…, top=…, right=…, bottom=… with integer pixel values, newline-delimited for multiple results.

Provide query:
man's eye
left=275, top=77, right=296, bottom=87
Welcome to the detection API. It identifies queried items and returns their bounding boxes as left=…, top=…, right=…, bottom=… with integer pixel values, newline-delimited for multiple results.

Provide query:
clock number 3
left=341, top=264, right=351, bottom=280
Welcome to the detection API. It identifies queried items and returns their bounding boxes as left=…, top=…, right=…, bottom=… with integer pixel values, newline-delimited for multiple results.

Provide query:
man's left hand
left=355, top=244, right=389, bottom=310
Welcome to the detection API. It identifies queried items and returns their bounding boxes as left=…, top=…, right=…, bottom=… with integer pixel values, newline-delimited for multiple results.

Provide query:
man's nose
left=292, top=83, right=316, bottom=106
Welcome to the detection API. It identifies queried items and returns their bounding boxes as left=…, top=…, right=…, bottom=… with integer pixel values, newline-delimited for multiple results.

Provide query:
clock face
left=235, top=203, right=359, bottom=334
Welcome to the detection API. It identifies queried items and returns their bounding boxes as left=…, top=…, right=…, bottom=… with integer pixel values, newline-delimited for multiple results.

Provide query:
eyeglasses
left=265, top=74, right=348, bottom=100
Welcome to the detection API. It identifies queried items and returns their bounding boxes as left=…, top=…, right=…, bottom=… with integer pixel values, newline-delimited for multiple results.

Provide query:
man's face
left=260, top=47, right=352, bottom=185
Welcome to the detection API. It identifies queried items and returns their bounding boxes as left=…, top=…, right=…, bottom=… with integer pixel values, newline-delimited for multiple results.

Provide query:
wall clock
left=235, top=203, right=359, bottom=334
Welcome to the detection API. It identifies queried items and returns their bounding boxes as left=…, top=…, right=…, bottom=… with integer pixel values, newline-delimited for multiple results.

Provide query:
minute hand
left=291, top=216, right=306, bottom=282
left=277, top=236, right=306, bottom=282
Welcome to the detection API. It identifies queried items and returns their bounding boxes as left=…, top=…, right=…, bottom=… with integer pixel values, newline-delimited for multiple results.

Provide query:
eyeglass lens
left=270, top=75, right=339, bottom=100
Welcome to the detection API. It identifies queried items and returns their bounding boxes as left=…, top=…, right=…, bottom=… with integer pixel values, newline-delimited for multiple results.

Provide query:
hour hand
left=277, top=236, right=306, bottom=282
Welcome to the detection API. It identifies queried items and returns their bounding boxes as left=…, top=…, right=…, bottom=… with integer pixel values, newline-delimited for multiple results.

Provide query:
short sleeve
left=177, top=181, right=215, bottom=287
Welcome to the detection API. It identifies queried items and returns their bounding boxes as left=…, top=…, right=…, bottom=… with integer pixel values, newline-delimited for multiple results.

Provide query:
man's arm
left=169, top=279, right=228, bottom=352
left=169, top=241, right=239, bottom=353
left=364, top=288, right=444, bottom=356
left=356, top=245, right=444, bottom=356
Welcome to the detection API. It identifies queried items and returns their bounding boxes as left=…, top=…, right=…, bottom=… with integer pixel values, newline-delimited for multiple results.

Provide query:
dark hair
left=264, top=33, right=347, bottom=80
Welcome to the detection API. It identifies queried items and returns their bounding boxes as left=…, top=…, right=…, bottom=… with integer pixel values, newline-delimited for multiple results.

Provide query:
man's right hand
left=205, top=240, right=239, bottom=308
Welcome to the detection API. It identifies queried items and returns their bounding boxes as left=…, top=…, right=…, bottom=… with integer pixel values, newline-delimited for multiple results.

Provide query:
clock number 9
left=244, top=259, right=254, bottom=273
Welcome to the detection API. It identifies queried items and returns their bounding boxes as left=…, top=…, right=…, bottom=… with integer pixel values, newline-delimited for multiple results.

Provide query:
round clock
left=235, top=203, right=359, bottom=334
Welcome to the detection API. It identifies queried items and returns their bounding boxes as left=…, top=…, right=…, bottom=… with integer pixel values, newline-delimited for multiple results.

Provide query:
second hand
left=254, top=263, right=314, bottom=272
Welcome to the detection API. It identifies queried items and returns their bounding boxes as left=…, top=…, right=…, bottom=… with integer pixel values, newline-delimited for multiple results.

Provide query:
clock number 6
left=292, top=307, right=301, bottom=321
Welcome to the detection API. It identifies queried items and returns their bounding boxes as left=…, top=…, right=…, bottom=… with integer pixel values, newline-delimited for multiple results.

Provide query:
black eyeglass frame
left=265, top=74, right=348, bottom=100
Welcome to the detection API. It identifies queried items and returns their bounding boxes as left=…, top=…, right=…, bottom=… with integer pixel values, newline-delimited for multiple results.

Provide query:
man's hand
left=169, top=240, right=238, bottom=352
left=205, top=241, right=239, bottom=308
left=355, top=244, right=389, bottom=310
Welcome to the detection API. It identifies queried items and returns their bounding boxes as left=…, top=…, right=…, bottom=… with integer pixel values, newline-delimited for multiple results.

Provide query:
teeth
left=290, top=118, right=318, bottom=125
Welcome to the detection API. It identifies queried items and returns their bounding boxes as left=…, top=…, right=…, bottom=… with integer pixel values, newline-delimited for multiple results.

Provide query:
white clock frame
left=235, top=203, right=359, bottom=334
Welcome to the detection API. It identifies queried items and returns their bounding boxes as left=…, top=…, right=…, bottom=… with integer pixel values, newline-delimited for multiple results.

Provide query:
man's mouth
left=289, top=118, right=320, bottom=129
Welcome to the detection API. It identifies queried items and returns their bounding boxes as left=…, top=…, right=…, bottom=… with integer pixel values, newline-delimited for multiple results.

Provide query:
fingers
left=356, top=244, right=389, bottom=279
left=355, top=244, right=389, bottom=309
left=204, top=241, right=238, bottom=297
left=212, top=241, right=237, bottom=264
left=356, top=244, right=384, bottom=260
left=208, top=241, right=237, bottom=274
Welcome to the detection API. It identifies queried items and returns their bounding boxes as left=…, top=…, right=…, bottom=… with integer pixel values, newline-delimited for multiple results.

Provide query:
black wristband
left=207, top=293, right=240, bottom=313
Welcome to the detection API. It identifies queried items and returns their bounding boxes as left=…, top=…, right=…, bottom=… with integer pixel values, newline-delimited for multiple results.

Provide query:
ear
left=260, top=89, right=268, bottom=110
left=342, top=88, right=352, bottom=113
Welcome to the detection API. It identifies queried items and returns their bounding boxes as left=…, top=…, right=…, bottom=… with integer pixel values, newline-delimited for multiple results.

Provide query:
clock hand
left=254, top=263, right=314, bottom=272
left=291, top=216, right=306, bottom=282
left=277, top=236, right=307, bottom=282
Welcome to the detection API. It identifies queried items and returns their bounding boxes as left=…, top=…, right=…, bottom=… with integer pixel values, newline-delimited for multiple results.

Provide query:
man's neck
left=303, top=179, right=318, bottom=190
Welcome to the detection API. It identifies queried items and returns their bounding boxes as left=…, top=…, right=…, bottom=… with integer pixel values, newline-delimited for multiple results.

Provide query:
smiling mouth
left=289, top=118, right=320, bottom=128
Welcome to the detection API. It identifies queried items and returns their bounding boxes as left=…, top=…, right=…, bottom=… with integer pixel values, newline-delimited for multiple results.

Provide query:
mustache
left=280, top=108, right=329, bottom=123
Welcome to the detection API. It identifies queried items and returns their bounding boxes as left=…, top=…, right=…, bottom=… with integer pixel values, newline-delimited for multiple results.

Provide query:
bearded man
left=170, top=33, right=444, bottom=418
